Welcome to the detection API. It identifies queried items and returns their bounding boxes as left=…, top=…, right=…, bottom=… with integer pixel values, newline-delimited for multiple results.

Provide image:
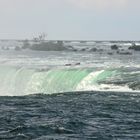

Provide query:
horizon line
left=0, top=39, right=139, bottom=42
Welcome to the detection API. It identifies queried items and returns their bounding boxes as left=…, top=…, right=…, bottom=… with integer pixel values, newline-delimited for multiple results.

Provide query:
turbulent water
left=0, top=40, right=140, bottom=139
left=0, top=91, right=140, bottom=140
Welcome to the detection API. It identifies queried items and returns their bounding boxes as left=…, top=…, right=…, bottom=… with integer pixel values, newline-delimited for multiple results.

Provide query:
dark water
left=0, top=91, right=140, bottom=140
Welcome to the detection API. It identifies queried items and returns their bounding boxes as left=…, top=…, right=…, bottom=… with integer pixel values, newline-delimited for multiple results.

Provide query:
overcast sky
left=0, top=0, right=140, bottom=40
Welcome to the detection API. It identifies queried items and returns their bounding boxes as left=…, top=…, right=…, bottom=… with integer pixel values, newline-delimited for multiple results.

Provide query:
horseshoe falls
left=0, top=66, right=139, bottom=96
left=0, top=41, right=140, bottom=139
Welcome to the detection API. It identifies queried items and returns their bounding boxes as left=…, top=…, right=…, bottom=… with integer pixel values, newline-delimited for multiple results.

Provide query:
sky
left=0, top=0, right=140, bottom=40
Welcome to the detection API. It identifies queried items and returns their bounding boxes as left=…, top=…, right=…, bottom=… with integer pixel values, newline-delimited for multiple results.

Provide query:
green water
left=0, top=66, right=94, bottom=95
left=0, top=66, right=137, bottom=96
left=26, top=69, right=91, bottom=94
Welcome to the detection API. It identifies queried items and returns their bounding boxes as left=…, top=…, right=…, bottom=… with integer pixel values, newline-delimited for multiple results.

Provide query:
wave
left=0, top=66, right=139, bottom=96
